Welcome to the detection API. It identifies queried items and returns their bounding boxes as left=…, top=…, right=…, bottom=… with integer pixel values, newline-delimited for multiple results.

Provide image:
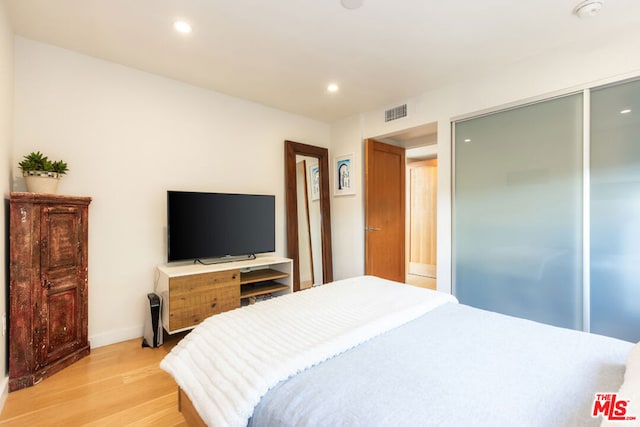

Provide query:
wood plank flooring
left=406, top=273, right=436, bottom=290
left=0, top=333, right=187, bottom=426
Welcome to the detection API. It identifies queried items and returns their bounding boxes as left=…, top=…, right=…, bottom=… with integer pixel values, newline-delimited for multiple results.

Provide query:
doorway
left=406, top=156, right=437, bottom=289
left=365, top=123, right=438, bottom=289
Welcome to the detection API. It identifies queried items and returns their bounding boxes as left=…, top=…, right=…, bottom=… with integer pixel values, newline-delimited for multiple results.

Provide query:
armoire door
left=36, top=205, right=88, bottom=368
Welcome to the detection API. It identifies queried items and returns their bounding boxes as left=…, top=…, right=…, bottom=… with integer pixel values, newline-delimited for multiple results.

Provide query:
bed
left=160, top=275, right=639, bottom=427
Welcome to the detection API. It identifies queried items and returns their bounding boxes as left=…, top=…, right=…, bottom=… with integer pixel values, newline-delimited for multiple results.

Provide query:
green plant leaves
left=18, top=151, right=68, bottom=175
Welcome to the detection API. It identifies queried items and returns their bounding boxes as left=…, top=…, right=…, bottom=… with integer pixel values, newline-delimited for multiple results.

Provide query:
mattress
left=161, top=275, right=634, bottom=427
left=250, top=302, right=632, bottom=426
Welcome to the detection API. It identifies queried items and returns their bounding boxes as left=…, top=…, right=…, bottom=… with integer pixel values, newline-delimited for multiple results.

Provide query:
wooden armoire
left=9, top=192, right=91, bottom=391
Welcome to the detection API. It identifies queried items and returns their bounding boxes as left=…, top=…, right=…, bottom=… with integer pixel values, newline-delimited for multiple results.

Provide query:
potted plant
left=18, top=151, right=69, bottom=194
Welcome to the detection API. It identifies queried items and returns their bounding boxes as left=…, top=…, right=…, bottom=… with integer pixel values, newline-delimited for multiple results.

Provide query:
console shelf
left=241, top=281, right=290, bottom=299
left=241, top=268, right=289, bottom=285
left=157, top=256, right=293, bottom=334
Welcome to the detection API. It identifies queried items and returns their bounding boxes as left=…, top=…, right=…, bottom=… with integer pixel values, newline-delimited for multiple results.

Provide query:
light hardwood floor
left=0, top=333, right=187, bottom=426
left=406, top=273, right=436, bottom=290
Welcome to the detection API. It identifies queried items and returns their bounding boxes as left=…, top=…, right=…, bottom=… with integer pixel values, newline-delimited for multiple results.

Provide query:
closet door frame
left=452, top=76, right=640, bottom=337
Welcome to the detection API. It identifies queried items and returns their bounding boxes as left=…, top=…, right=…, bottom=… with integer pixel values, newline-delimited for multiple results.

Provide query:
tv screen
left=167, top=191, right=275, bottom=262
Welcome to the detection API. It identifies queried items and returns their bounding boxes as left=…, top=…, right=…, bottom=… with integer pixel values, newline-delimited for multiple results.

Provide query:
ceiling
left=5, top=0, right=640, bottom=123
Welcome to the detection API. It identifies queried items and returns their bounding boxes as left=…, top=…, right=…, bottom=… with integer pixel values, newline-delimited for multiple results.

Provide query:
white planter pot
left=23, top=171, right=60, bottom=194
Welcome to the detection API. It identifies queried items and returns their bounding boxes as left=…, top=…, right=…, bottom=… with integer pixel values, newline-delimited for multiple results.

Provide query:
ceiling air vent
left=385, top=104, right=407, bottom=122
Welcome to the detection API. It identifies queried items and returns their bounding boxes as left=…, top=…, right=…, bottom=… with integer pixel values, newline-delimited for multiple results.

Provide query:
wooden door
left=408, top=159, right=437, bottom=279
left=365, top=139, right=406, bottom=282
left=37, top=205, right=88, bottom=368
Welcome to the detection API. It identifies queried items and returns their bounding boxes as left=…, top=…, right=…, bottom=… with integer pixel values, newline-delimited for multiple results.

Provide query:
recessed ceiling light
left=464, top=138, right=472, bottom=143
left=573, top=0, right=604, bottom=18
left=327, top=84, right=339, bottom=93
left=341, top=0, right=363, bottom=10
left=174, top=20, right=192, bottom=34
left=620, top=109, right=632, bottom=114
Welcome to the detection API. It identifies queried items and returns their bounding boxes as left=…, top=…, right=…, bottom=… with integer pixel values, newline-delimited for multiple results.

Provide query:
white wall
left=330, top=31, right=640, bottom=294
left=0, top=0, right=12, bottom=410
left=13, top=37, right=330, bottom=347
left=329, top=115, right=364, bottom=280
left=11, top=23, right=640, bottom=349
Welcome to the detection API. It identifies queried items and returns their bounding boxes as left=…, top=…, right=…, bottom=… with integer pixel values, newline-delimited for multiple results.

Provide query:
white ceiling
left=5, top=0, right=640, bottom=123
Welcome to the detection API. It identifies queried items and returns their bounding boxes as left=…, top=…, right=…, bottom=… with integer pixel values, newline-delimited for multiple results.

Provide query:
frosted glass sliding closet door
left=454, top=94, right=584, bottom=330
left=590, top=79, right=640, bottom=343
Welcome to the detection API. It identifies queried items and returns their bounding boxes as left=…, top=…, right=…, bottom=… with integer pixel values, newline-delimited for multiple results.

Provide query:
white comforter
left=160, top=275, right=457, bottom=427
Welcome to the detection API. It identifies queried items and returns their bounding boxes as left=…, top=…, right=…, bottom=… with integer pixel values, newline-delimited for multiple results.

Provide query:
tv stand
left=156, top=256, right=293, bottom=334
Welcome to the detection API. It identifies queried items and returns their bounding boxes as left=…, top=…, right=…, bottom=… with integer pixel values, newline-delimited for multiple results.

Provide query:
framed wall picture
left=334, top=153, right=355, bottom=196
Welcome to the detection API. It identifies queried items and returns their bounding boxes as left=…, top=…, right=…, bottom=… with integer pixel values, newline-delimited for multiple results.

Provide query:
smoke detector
left=574, top=0, right=604, bottom=18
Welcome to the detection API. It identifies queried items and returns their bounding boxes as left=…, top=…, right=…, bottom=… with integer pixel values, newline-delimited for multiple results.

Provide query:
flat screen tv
left=167, top=191, right=275, bottom=262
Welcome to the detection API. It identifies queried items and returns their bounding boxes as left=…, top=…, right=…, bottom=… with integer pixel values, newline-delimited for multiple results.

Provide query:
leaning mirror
left=285, top=140, right=333, bottom=291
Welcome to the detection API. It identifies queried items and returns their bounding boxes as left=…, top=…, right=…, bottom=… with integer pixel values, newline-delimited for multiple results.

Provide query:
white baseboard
left=89, top=324, right=144, bottom=349
left=0, top=376, right=8, bottom=415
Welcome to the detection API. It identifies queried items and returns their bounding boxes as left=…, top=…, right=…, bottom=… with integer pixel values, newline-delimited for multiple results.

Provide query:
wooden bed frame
left=178, top=387, right=207, bottom=427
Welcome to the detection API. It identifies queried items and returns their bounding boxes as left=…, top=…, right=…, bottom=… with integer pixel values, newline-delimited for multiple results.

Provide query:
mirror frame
left=285, top=140, right=333, bottom=291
